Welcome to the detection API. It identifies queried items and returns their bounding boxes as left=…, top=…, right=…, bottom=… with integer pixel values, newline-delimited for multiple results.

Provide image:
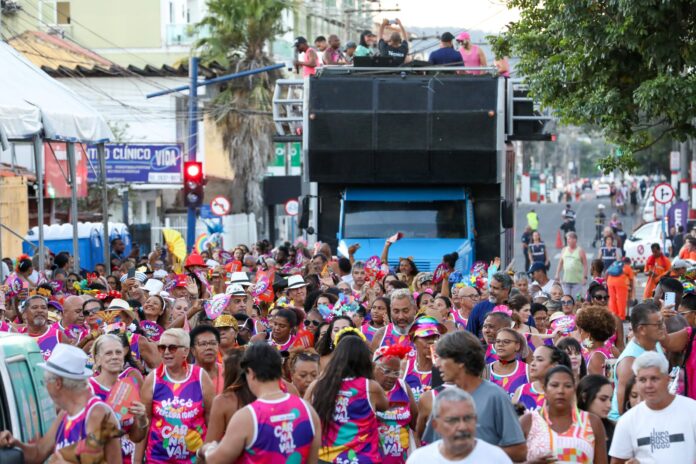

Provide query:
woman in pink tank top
left=521, top=366, right=607, bottom=464
left=307, top=329, right=389, bottom=463
left=89, top=334, right=146, bottom=464
left=576, top=305, right=616, bottom=377
left=141, top=328, right=215, bottom=464
left=487, top=328, right=529, bottom=396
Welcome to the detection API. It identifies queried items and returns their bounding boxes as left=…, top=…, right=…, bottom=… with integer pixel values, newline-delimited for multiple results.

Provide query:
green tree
left=195, top=0, right=292, bottom=215
left=491, top=0, right=696, bottom=172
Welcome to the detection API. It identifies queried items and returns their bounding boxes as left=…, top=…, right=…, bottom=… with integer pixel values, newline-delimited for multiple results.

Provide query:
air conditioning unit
left=1, top=0, right=21, bottom=14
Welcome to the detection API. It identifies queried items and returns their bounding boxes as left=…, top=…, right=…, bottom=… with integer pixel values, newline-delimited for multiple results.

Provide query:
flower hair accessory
left=491, top=305, right=512, bottom=316
left=333, top=326, right=366, bottom=346
left=29, top=287, right=52, bottom=298
left=373, top=343, right=411, bottom=362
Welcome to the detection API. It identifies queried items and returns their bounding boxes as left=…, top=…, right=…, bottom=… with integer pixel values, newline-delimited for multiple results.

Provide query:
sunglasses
left=561, top=300, right=574, bottom=306
left=157, top=344, right=185, bottom=354
left=593, top=294, right=609, bottom=301
left=304, top=320, right=321, bottom=328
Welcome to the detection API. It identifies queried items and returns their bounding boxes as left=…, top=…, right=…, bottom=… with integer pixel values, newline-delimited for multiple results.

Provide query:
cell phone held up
left=664, top=291, right=676, bottom=307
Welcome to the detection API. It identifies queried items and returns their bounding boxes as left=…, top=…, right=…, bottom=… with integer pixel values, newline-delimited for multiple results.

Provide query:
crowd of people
left=292, top=20, right=510, bottom=76
left=0, top=226, right=696, bottom=463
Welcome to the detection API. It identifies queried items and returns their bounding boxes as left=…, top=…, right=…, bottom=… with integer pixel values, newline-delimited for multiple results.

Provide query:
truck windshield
left=343, top=201, right=466, bottom=239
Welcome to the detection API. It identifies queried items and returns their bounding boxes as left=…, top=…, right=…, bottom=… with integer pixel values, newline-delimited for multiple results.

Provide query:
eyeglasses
left=304, top=319, right=321, bottom=328
left=67, top=279, right=78, bottom=284
left=157, top=344, right=185, bottom=354
left=377, top=365, right=401, bottom=377
left=561, top=300, right=574, bottom=306
left=494, top=339, right=516, bottom=346
left=593, top=294, right=609, bottom=301
left=640, top=319, right=665, bottom=327
left=441, top=414, right=477, bottom=425
left=195, top=341, right=219, bottom=348
left=462, top=294, right=480, bottom=300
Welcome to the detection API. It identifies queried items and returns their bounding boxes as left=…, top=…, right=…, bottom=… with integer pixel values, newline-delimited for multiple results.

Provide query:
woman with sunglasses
left=576, top=305, right=617, bottom=377
left=486, top=327, right=529, bottom=397
left=362, top=297, right=391, bottom=342
left=306, top=328, right=388, bottom=464
left=287, top=347, right=320, bottom=397
left=560, top=294, right=576, bottom=315
left=522, top=366, right=607, bottom=464
left=90, top=334, right=147, bottom=463
left=373, top=344, right=418, bottom=464
left=141, top=328, right=215, bottom=463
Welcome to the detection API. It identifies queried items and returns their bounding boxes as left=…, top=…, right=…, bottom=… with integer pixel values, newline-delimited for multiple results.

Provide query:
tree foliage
left=491, top=0, right=696, bottom=172
left=195, top=0, right=293, bottom=216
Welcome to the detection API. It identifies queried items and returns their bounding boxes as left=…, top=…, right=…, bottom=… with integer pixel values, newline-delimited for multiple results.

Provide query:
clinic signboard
left=86, top=143, right=183, bottom=183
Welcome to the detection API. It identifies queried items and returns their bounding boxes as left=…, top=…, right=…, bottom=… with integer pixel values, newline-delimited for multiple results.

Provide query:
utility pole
left=186, top=56, right=199, bottom=253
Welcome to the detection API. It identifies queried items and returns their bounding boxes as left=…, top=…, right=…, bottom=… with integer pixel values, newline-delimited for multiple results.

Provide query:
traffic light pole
left=186, top=56, right=199, bottom=253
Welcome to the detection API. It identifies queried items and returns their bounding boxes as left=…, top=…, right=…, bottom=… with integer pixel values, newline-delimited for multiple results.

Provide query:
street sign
left=284, top=198, right=299, bottom=216
left=210, top=196, right=230, bottom=216
left=653, top=182, right=675, bottom=204
left=86, top=143, right=184, bottom=183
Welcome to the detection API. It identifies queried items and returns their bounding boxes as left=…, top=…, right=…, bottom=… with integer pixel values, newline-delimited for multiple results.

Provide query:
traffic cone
left=556, top=230, right=563, bottom=249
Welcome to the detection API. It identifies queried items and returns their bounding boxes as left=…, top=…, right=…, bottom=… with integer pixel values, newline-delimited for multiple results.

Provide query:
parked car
left=595, top=183, right=611, bottom=197
left=624, top=220, right=672, bottom=269
left=0, top=333, right=57, bottom=464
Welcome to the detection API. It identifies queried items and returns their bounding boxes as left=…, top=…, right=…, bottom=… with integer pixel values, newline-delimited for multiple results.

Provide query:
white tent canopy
left=0, top=41, right=113, bottom=142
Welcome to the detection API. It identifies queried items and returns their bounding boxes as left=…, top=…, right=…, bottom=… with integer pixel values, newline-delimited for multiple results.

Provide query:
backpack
left=606, top=261, right=624, bottom=277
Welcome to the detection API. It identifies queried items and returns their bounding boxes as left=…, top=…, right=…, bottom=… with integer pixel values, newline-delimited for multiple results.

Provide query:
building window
left=57, top=1, right=70, bottom=24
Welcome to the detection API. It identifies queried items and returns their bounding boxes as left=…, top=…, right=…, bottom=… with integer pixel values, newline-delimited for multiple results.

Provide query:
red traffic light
left=184, top=161, right=203, bottom=181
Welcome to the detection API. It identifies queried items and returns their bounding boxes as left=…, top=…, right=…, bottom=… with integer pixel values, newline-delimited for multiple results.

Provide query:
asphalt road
left=513, top=197, right=641, bottom=277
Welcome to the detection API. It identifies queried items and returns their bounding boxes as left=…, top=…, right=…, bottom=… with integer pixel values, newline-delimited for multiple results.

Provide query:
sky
left=381, top=0, right=520, bottom=33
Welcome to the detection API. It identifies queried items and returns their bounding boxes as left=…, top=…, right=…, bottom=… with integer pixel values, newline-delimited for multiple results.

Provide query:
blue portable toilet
left=23, top=222, right=131, bottom=271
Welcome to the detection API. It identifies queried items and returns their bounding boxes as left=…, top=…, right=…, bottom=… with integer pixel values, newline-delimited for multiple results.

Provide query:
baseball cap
left=672, top=259, right=689, bottom=269
left=528, top=262, right=546, bottom=274
left=345, top=41, right=357, bottom=50
left=294, top=36, right=308, bottom=47
left=456, top=31, right=471, bottom=41
left=440, top=32, right=455, bottom=42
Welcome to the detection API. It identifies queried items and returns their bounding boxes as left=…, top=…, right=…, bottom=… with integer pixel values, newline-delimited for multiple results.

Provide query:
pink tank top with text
left=376, top=379, right=412, bottom=464
left=239, top=394, right=315, bottom=463
left=320, top=377, right=380, bottom=463
left=55, top=397, right=111, bottom=451
left=146, top=364, right=207, bottom=464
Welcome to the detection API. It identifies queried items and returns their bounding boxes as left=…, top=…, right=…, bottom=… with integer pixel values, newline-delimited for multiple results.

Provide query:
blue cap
left=528, top=262, right=546, bottom=274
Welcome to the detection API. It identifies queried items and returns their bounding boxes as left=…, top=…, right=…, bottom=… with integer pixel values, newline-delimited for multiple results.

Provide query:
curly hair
left=576, top=305, right=616, bottom=343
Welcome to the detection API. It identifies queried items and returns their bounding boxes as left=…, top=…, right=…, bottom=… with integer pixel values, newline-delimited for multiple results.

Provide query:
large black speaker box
left=307, top=75, right=501, bottom=184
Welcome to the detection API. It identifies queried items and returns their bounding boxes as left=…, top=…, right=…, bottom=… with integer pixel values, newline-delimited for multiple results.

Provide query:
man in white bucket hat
left=0, top=344, right=122, bottom=462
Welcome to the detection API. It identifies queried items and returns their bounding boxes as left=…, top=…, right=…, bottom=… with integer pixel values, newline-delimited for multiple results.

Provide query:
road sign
left=210, top=196, right=230, bottom=216
left=284, top=198, right=299, bottom=216
left=653, top=182, right=675, bottom=204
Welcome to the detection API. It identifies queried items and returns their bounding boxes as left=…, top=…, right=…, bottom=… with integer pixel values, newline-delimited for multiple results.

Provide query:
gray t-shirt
left=423, top=381, right=525, bottom=448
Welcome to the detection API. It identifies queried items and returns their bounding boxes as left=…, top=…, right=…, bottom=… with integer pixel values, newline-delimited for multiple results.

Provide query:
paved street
left=513, top=198, right=642, bottom=277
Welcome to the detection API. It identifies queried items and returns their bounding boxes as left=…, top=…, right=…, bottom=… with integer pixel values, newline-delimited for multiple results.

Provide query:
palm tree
left=195, top=0, right=293, bottom=221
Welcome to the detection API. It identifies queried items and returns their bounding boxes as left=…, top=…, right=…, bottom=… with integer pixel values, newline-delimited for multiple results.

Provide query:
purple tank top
left=379, top=323, right=415, bottom=358
left=55, top=397, right=110, bottom=451
left=517, top=382, right=544, bottom=411
left=451, top=309, right=468, bottom=329
left=33, top=325, right=61, bottom=361
left=361, top=323, right=380, bottom=342
left=239, top=394, right=315, bottom=463
left=403, top=356, right=432, bottom=402
left=485, top=344, right=498, bottom=364
left=488, top=360, right=529, bottom=396
left=376, top=379, right=412, bottom=464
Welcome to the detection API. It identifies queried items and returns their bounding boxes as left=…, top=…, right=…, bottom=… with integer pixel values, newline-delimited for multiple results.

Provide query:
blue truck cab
left=0, top=333, right=57, bottom=463
left=337, top=187, right=475, bottom=272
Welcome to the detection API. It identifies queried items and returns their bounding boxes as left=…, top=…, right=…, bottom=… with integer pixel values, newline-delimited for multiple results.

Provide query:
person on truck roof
left=428, top=32, right=462, bottom=65
left=378, top=18, right=409, bottom=63
left=293, top=37, right=320, bottom=77
left=0, top=344, right=123, bottom=463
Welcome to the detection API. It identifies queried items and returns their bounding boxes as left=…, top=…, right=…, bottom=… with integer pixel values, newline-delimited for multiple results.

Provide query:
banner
left=86, top=143, right=183, bottom=183
left=44, top=142, right=88, bottom=199
left=668, top=200, right=689, bottom=232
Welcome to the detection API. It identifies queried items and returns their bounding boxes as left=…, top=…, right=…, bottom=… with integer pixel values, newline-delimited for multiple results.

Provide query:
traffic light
left=183, top=161, right=204, bottom=207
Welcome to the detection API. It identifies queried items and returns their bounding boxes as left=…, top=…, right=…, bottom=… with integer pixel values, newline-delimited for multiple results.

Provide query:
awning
left=0, top=41, right=112, bottom=142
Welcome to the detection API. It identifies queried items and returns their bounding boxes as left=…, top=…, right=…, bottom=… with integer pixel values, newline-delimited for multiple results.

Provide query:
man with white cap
left=226, top=283, right=251, bottom=315
left=286, top=275, right=308, bottom=307
left=0, top=344, right=122, bottom=462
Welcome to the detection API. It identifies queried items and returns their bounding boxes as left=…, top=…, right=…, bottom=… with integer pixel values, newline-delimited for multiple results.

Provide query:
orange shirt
left=645, top=254, right=671, bottom=280
left=606, top=263, right=635, bottom=287
left=679, top=247, right=696, bottom=261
